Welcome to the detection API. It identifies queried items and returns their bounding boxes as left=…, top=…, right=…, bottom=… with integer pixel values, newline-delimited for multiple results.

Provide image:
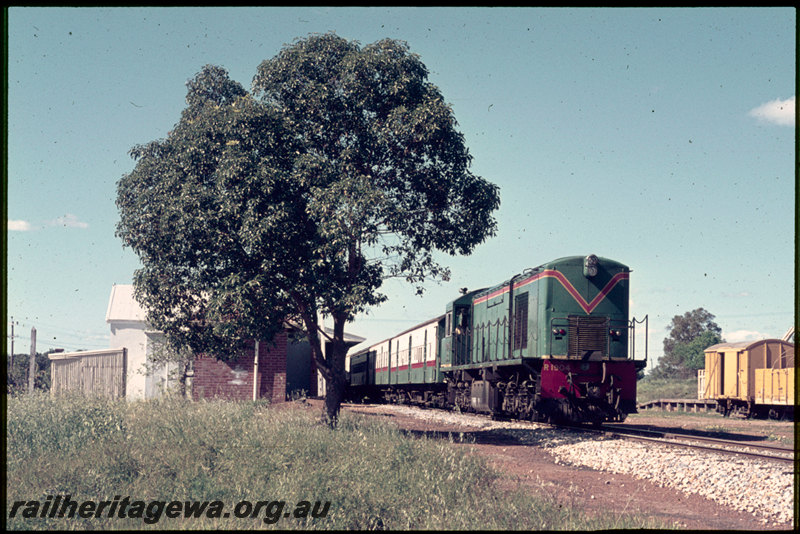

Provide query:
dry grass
left=7, top=392, right=663, bottom=530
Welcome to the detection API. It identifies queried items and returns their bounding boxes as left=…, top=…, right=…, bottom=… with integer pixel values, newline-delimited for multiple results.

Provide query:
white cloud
left=50, top=213, right=89, bottom=229
left=8, top=219, right=32, bottom=231
left=721, top=291, right=750, bottom=298
left=748, top=96, right=795, bottom=126
left=723, top=329, right=771, bottom=343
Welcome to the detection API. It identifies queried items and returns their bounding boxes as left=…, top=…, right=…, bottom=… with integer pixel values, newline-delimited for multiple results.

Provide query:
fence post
left=28, top=327, right=37, bottom=394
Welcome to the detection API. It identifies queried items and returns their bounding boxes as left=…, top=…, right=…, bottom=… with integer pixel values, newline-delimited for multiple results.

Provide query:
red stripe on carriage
left=380, top=360, right=435, bottom=372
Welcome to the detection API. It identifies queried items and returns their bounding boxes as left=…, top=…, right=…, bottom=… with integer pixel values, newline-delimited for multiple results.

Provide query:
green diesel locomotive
left=347, top=255, right=648, bottom=424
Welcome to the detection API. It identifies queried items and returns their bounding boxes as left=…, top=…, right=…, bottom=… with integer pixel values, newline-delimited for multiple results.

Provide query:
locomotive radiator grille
left=568, top=316, right=608, bottom=359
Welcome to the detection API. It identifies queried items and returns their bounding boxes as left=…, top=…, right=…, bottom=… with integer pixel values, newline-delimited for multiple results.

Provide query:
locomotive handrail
left=472, top=317, right=510, bottom=362
left=629, top=315, right=648, bottom=363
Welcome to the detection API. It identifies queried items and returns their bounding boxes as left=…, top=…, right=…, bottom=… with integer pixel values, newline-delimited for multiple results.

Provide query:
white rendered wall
left=109, top=320, right=148, bottom=400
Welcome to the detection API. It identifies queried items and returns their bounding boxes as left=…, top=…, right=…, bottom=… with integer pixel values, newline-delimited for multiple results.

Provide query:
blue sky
left=5, top=7, right=795, bottom=373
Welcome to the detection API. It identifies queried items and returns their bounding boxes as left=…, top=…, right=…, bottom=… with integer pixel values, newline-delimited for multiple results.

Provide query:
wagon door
left=723, top=350, right=740, bottom=398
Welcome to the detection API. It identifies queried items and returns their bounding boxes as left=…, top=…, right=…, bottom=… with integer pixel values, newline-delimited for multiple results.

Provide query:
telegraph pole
left=28, top=327, right=37, bottom=394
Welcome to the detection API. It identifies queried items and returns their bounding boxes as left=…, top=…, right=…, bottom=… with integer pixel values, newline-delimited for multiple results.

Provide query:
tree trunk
left=294, top=297, right=348, bottom=428
left=318, top=312, right=349, bottom=427
left=322, top=366, right=346, bottom=427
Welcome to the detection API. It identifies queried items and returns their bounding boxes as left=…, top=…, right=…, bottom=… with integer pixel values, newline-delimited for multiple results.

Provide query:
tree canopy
left=115, top=33, right=500, bottom=423
left=650, top=308, right=723, bottom=379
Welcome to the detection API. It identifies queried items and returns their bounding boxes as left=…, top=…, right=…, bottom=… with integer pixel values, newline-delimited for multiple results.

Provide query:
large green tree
left=651, top=308, right=723, bottom=379
left=116, top=33, right=500, bottom=424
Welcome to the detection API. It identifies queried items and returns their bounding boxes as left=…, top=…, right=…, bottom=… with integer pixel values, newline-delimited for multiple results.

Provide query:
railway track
left=567, top=422, right=796, bottom=464
left=346, top=402, right=795, bottom=463
left=360, top=402, right=795, bottom=462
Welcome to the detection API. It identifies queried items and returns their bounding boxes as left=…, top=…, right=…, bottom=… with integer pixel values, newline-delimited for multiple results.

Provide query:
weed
left=7, top=394, right=665, bottom=530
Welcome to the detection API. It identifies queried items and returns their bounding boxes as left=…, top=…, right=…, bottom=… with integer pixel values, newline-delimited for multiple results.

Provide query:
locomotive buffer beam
left=557, top=371, right=624, bottom=423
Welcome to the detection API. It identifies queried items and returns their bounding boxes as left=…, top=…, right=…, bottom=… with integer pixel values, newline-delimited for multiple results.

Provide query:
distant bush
left=637, top=376, right=699, bottom=403
left=7, top=352, right=52, bottom=393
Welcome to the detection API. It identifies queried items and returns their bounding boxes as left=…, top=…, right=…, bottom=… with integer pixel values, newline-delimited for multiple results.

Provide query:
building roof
left=105, top=284, right=365, bottom=346
left=284, top=318, right=365, bottom=347
left=324, top=327, right=366, bottom=347
left=105, top=284, right=147, bottom=323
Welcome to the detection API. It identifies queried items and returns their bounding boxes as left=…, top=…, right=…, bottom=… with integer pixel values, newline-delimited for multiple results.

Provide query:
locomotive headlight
left=583, top=254, right=599, bottom=278
left=552, top=328, right=566, bottom=336
left=609, top=329, right=622, bottom=339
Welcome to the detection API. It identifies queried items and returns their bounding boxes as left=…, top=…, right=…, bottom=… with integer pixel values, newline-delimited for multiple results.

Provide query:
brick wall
left=192, top=332, right=287, bottom=403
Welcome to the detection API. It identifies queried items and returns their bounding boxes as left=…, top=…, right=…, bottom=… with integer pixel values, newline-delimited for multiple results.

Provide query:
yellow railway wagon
left=755, top=367, right=794, bottom=404
left=701, top=339, right=794, bottom=419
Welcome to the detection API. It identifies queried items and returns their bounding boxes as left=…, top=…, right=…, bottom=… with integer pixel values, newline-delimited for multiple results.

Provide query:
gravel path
left=360, top=404, right=795, bottom=526
left=543, top=432, right=795, bottom=526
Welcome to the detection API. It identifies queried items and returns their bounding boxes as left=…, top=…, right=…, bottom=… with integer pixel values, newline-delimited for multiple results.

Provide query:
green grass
left=637, top=376, right=698, bottom=404
left=7, top=392, right=665, bottom=530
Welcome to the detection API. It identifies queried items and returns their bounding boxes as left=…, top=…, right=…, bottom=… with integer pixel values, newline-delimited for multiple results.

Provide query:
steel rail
left=601, top=423, right=795, bottom=453
left=606, top=432, right=796, bottom=464
left=558, top=423, right=797, bottom=464
left=346, top=402, right=795, bottom=463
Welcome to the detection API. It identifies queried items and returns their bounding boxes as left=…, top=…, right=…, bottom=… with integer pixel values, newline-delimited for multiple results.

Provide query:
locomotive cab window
left=454, top=307, right=470, bottom=335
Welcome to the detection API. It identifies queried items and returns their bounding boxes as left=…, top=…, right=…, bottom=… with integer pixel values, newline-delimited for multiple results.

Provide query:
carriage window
left=446, top=312, right=452, bottom=337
